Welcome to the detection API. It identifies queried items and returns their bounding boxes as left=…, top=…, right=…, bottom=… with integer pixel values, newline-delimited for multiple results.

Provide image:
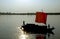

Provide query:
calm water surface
left=0, top=15, right=60, bottom=39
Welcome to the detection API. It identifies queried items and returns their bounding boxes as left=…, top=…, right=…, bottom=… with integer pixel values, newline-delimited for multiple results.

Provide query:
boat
left=20, top=12, right=55, bottom=34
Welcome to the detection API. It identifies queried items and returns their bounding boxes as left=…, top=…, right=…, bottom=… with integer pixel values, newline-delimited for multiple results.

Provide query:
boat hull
left=21, top=24, right=54, bottom=34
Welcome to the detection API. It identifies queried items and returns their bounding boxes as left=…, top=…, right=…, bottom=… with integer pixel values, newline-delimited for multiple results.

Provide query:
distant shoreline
left=0, top=12, right=60, bottom=15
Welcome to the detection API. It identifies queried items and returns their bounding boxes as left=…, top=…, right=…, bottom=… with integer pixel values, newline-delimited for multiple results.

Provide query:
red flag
left=35, top=12, right=47, bottom=24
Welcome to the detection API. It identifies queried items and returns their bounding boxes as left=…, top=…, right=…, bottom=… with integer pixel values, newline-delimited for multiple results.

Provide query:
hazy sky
left=0, top=0, right=60, bottom=13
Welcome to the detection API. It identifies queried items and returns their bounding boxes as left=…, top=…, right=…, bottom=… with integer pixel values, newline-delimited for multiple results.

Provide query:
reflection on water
left=18, top=27, right=29, bottom=39
left=36, top=34, right=46, bottom=39
left=19, top=34, right=28, bottom=39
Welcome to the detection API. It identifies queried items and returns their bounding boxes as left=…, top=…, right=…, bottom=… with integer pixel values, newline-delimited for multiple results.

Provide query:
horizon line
left=0, top=12, right=60, bottom=15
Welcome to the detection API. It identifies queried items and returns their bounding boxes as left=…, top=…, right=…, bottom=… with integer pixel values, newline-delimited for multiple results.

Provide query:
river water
left=0, top=15, right=60, bottom=39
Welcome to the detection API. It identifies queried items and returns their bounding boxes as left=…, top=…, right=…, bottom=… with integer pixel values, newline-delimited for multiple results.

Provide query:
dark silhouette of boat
left=20, top=21, right=55, bottom=34
left=20, top=12, right=55, bottom=34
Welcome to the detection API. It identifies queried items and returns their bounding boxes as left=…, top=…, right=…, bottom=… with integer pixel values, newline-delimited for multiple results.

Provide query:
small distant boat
left=20, top=12, right=55, bottom=34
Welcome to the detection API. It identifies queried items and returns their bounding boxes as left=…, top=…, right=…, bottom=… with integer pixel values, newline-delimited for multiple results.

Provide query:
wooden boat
left=20, top=12, right=55, bottom=34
